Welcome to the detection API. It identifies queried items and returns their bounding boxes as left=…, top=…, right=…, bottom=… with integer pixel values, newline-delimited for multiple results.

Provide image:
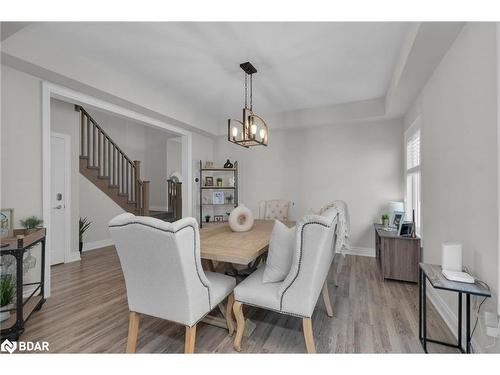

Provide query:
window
left=405, top=124, right=421, bottom=236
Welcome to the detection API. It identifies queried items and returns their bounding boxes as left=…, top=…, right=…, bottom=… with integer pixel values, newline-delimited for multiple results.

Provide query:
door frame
left=42, top=81, right=193, bottom=298
left=50, top=131, right=74, bottom=265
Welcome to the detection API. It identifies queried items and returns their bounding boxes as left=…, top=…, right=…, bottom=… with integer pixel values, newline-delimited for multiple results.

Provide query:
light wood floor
left=21, top=246, right=457, bottom=353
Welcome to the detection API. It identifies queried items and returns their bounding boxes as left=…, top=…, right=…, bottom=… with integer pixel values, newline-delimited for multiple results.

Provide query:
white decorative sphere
left=229, top=204, right=254, bottom=232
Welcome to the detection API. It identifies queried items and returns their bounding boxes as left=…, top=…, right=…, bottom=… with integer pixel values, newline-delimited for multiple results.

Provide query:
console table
left=374, top=224, right=421, bottom=283
left=419, top=263, right=491, bottom=353
left=0, top=228, right=46, bottom=341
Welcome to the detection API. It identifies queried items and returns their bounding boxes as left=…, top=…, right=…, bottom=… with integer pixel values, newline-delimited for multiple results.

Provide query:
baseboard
left=344, top=246, right=375, bottom=257
left=82, top=238, right=114, bottom=252
left=66, top=252, right=81, bottom=263
left=426, top=284, right=483, bottom=353
left=150, top=205, right=168, bottom=211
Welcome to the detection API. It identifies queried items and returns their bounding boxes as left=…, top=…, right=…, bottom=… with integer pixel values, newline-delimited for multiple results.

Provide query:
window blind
left=406, top=130, right=420, bottom=170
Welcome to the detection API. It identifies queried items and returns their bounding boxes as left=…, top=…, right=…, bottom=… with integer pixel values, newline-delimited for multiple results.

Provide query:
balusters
left=86, top=114, right=90, bottom=160
left=80, top=109, right=84, bottom=156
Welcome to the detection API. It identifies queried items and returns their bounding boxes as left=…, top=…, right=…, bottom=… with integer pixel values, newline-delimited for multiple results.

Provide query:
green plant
left=0, top=275, right=16, bottom=308
left=79, top=217, right=92, bottom=243
left=382, top=214, right=389, bottom=220
left=20, top=216, right=43, bottom=229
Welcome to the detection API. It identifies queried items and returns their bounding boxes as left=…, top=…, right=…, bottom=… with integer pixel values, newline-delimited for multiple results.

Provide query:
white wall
left=405, top=23, right=499, bottom=352
left=214, top=118, right=404, bottom=250
left=79, top=175, right=124, bottom=247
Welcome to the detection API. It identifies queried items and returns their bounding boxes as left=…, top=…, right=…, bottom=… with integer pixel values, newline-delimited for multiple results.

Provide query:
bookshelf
left=198, top=160, right=238, bottom=227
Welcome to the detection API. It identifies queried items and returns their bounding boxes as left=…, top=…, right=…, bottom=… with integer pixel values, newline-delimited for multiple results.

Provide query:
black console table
left=419, top=263, right=491, bottom=353
left=0, top=228, right=46, bottom=342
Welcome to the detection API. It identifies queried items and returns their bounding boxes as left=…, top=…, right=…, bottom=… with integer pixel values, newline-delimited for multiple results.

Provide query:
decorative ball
left=229, top=204, right=254, bottom=232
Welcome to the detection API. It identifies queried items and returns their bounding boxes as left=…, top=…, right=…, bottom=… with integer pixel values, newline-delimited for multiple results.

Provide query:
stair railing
left=76, top=105, right=150, bottom=216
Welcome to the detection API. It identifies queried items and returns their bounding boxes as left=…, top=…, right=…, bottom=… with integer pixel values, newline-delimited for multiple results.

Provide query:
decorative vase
left=79, top=242, right=83, bottom=254
left=228, top=204, right=254, bottom=232
left=382, top=218, right=389, bottom=228
left=205, top=216, right=211, bottom=223
left=216, top=178, right=223, bottom=187
left=224, top=159, right=234, bottom=169
left=0, top=310, right=10, bottom=322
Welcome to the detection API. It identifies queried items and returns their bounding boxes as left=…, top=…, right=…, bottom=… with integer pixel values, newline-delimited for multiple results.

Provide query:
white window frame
left=404, top=116, right=422, bottom=237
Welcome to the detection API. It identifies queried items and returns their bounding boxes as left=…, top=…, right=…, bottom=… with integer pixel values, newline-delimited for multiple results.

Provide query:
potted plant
left=382, top=214, right=390, bottom=228
left=79, top=217, right=92, bottom=255
left=0, top=274, right=16, bottom=322
left=205, top=215, right=211, bottom=223
left=20, top=216, right=43, bottom=235
left=225, top=194, right=233, bottom=204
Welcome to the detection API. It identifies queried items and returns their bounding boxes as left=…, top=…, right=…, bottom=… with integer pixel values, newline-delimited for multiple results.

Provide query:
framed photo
left=213, top=191, right=225, bottom=205
left=399, top=221, right=414, bottom=237
left=392, top=211, right=404, bottom=229
left=214, top=215, right=224, bottom=222
left=0, top=208, right=14, bottom=238
left=205, top=176, right=214, bottom=186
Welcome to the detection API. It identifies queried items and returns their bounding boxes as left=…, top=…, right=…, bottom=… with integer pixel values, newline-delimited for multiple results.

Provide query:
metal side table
left=419, top=263, right=491, bottom=353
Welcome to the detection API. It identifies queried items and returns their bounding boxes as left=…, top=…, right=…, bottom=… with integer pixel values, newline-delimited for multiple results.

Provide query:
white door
left=50, top=134, right=68, bottom=265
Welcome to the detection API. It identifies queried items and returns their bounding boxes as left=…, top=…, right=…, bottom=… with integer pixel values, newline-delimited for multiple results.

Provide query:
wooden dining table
left=199, top=219, right=294, bottom=333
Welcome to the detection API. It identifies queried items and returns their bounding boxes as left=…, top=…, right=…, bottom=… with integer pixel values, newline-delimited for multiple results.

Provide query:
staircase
left=76, top=105, right=150, bottom=216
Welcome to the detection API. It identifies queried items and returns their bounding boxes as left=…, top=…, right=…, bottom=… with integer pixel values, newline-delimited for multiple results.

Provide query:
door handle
left=53, top=205, right=63, bottom=210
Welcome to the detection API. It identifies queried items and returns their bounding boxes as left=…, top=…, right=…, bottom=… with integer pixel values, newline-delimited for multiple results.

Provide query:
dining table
left=199, top=219, right=295, bottom=335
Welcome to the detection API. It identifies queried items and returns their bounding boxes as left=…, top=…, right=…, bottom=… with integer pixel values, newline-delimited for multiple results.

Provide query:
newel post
left=134, top=160, right=141, bottom=212
left=142, top=181, right=150, bottom=216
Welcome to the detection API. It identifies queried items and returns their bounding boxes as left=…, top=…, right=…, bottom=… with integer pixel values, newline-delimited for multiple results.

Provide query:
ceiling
left=3, top=22, right=410, bottom=122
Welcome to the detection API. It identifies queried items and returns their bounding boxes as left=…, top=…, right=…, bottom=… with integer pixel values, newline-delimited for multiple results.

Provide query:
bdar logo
left=1, top=339, right=17, bottom=354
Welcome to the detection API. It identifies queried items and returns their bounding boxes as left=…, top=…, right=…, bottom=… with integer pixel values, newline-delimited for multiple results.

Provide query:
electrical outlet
left=484, top=311, right=499, bottom=327
left=486, top=326, right=500, bottom=338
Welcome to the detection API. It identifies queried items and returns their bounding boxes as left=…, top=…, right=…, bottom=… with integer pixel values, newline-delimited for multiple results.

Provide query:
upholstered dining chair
left=258, top=199, right=291, bottom=221
left=232, top=214, right=338, bottom=353
left=109, top=213, right=236, bottom=354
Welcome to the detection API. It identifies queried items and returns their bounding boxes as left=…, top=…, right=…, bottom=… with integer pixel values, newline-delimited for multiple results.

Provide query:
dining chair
left=109, top=213, right=236, bottom=353
left=232, top=213, right=338, bottom=353
left=258, top=199, right=291, bottom=221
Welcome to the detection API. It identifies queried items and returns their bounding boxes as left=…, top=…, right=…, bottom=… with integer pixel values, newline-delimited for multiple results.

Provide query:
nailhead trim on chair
left=279, top=221, right=331, bottom=311
left=234, top=300, right=310, bottom=319
left=109, top=221, right=212, bottom=309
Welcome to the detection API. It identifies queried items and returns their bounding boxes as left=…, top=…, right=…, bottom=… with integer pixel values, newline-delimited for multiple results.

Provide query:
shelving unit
left=199, top=160, right=238, bottom=227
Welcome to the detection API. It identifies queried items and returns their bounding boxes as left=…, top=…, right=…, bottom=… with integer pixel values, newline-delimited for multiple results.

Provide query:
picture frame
left=392, top=211, right=404, bottom=229
left=399, top=221, right=414, bottom=237
left=214, top=215, right=224, bottom=222
left=213, top=191, right=225, bottom=205
left=0, top=208, right=14, bottom=239
left=205, top=176, right=214, bottom=186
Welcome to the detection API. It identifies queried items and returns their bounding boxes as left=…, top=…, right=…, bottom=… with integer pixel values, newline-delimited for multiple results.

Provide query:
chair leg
left=225, top=293, right=235, bottom=336
left=126, top=312, right=140, bottom=353
left=233, top=301, right=245, bottom=352
left=302, top=318, right=316, bottom=353
left=322, top=282, right=334, bottom=317
left=184, top=324, right=197, bottom=354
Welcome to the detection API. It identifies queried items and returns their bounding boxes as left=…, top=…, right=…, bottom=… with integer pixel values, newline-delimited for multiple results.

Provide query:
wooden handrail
left=76, top=105, right=149, bottom=215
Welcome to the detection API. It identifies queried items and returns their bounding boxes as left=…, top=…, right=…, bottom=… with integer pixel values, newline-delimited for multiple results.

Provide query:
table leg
left=418, top=268, right=422, bottom=340
left=15, top=250, right=25, bottom=335
left=422, top=272, right=427, bottom=353
left=466, top=294, right=471, bottom=353
left=458, top=293, right=462, bottom=351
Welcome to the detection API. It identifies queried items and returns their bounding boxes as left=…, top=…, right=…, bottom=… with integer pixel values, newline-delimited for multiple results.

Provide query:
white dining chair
left=258, top=199, right=291, bottom=221
left=109, top=213, right=236, bottom=353
left=232, top=213, right=338, bottom=353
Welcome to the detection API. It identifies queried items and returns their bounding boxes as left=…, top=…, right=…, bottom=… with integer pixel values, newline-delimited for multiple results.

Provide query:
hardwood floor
left=20, top=246, right=458, bottom=353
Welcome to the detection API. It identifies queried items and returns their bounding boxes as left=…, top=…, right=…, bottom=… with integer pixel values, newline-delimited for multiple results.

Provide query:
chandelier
left=227, top=62, right=268, bottom=148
